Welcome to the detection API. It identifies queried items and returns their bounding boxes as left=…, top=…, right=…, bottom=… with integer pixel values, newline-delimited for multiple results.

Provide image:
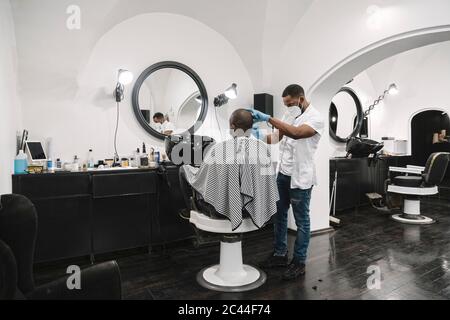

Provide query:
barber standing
left=250, top=84, right=324, bottom=280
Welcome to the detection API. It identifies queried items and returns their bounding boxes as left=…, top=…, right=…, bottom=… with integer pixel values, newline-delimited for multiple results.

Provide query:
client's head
left=229, top=109, right=253, bottom=137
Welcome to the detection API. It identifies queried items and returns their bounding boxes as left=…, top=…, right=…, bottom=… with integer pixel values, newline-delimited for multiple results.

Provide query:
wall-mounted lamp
left=387, top=83, right=399, bottom=95
left=112, top=69, right=133, bottom=165
left=214, top=83, right=238, bottom=107
left=113, top=69, right=134, bottom=102
left=364, top=83, right=399, bottom=117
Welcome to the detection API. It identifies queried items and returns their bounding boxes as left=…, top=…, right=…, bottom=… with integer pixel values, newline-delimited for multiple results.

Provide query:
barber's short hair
left=230, top=109, right=253, bottom=132
left=282, top=84, right=305, bottom=98
left=153, top=112, right=164, bottom=120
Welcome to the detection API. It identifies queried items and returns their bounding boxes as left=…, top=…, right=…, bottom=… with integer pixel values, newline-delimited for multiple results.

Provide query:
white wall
left=0, top=0, right=22, bottom=194
left=356, top=41, right=450, bottom=152
left=19, top=13, right=254, bottom=163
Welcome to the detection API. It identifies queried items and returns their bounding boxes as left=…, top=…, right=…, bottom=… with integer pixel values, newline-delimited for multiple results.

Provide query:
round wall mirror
left=132, top=61, right=208, bottom=140
left=329, top=87, right=364, bottom=143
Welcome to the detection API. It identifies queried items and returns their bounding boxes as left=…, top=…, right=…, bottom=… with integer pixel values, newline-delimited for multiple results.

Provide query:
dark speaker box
left=254, top=93, right=274, bottom=117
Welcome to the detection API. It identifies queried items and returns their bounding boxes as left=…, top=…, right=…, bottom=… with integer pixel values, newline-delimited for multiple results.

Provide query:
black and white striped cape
left=183, top=137, right=279, bottom=231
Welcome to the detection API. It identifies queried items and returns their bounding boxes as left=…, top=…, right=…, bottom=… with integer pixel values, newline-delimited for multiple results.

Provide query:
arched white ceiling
left=10, top=0, right=316, bottom=93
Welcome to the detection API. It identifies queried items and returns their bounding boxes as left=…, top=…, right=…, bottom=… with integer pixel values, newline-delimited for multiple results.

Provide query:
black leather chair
left=387, top=152, right=450, bottom=224
left=0, top=194, right=122, bottom=300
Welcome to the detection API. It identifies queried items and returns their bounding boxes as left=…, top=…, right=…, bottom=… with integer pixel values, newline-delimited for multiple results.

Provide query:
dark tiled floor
left=34, top=197, right=450, bottom=300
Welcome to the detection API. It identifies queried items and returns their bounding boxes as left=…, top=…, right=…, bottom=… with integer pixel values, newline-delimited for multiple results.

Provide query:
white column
left=404, top=199, right=421, bottom=215
left=215, top=241, right=247, bottom=283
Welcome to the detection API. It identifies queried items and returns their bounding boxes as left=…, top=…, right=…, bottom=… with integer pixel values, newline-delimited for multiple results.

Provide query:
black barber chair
left=0, top=194, right=122, bottom=300
left=164, top=134, right=216, bottom=219
left=387, top=152, right=450, bottom=224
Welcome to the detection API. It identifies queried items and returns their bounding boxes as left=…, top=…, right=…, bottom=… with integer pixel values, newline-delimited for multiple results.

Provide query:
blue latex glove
left=248, top=109, right=270, bottom=123
left=252, top=124, right=263, bottom=140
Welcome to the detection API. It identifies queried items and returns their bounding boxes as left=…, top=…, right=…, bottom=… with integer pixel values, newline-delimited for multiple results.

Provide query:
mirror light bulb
left=118, top=69, right=133, bottom=85
left=225, top=83, right=238, bottom=100
left=388, top=83, right=399, bottom=95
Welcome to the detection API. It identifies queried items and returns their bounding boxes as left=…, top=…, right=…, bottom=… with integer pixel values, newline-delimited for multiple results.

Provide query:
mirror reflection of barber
left=153, top=112, right=175, bottom=135
left=250, top=84, right=325, bottom=280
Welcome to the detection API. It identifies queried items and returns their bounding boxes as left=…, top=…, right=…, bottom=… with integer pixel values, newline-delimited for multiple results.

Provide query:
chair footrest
left=366, top=193, right=383, bottom=200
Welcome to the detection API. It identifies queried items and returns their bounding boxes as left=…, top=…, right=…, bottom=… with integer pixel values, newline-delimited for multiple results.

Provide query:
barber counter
left=12, top=165, right=192, bottom=263
left=330, top=156, right=412, bottom=211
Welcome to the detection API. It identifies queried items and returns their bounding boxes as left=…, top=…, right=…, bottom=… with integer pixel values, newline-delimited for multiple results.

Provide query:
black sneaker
left=282, top=261, right=306, bottom=280
left=260, top=252, right=289, bottom=269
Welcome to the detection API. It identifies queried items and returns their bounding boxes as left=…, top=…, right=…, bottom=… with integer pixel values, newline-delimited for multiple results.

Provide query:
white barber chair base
left=388, top=185, right=437, bottom=225
left=190, top=211, right=267, bottom=293
left=391, top=214, right=434, bottom=225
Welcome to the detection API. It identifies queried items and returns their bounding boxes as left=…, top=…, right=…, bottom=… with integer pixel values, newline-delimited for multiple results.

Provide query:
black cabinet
left=12, top=174, right=92, bottom=263
left=12, top=167, right=190, bottom=263
left=330, top=156, right=412, bottom=211
left=92, top=172, right=157, bottom=254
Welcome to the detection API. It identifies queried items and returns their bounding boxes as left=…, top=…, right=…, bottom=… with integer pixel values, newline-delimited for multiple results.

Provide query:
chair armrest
left=407, top=165, right=426, bottom=171
left=389, top=166, right=424, bottom=175
left=27, top=261, right=122, bottom=300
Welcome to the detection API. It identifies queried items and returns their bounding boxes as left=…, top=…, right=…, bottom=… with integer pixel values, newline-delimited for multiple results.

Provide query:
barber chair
left=165, top=134, right=215, bottom=167
left=387, top=152, right=450, bottom=225
left=346, top=137, right=384, bottom=159
left=0, top=194, right=122, bottom=300
left=166, top=135, right=267, bottom=292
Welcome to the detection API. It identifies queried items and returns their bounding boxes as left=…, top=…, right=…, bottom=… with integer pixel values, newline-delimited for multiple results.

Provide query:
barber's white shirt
left=279, top=105, right=324, bottom=189
left=161, top=121, right=175, bottom=134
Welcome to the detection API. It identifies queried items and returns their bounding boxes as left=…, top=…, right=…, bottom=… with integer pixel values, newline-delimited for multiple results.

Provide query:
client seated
left=179, top=109, right=278, bottom=230
left=178, top=109, right=279, bottom=292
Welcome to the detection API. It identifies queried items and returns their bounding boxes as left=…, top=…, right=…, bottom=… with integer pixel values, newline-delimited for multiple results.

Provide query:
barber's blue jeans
left=274, top=173, right=312, bottom=264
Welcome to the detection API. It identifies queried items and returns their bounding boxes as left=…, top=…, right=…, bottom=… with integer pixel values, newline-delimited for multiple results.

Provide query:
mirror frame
left=329, top=87, right=364, bottom=143
left=132, top=61, right=209, bottom=140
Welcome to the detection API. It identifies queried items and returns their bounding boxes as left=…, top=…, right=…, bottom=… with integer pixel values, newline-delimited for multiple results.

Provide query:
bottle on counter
left=148, top=147, right=155, bottom=162
left=14, top=150, right=28, bottom=175
left=134, top=148, right=141, bottom=167
left=56, top=158, right=62, bottom=169
left=72, top=155, right=80, bottom=172
left=47, top=158, right=54, bottom=173
left=88, top=149, right=95, bottom=169
left=140, top=145, right=149, bottom=168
